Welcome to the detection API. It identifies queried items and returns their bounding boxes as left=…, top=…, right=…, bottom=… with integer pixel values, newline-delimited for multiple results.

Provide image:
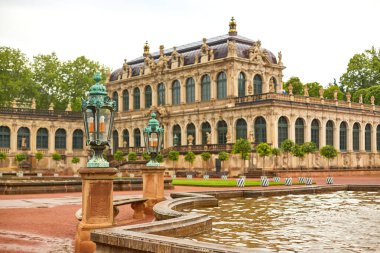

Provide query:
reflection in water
left=186, top=191, right=380, bottom=252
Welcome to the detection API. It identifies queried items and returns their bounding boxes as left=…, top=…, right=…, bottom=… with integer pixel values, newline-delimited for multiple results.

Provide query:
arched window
left=0, top=126, right=10, bottom=148
left=145, top=86, right=152, bottom=108
left=36, top=128, right=48, bottom=149
left=201, top=122, right=211, bottom=145
left=55, top=128, right=66, bottom=149
left=365, top=124, right=372, bottom=152
left=238, top=72, right=245, bottom=97
left=236, top=119, right=247, bottom=140
left=112, top=91, right=118, bottom=111
left=122, top=90, right=129, bottom=111
left=377, top=125, right=380, bottom=152
left=353, top=123, right=360, bottom=151
left=17, top=127, right=30, bottom=150
left=186, top=77, right=195, bottom=103
left=201, top=75, right=211, bottom=101
left=271, top=77, right=277, bottom=92
left=217, top=120, right=227, bottom=144
left=326, top=120, right=334, bottom=146
left=133, top=87, right=140, bottom=110
left=339, top=122, right=347, bottom=151
left=134, top=129, right=141, bottom=147
left=113, top=130, right=119, bottom=152
left=254, top=75, right=262, bottom=95
left=157, top=83, right=165, bottom=106
left=295, top=118, right=305, bottom=145
left=172, top=80, right=180, bottom=105
left=255, top=117, right=267, bottom=143
left=278, top=117, right=288, bottom=146
left=123, top=129, right=129, bottom=148
left=173, top=125, right=181, bottom=146
left=217, top=72, right=227, bottom=99
left=73, top=129, right=83, bottom=150
left=311, top=119, right=320, bottom=148
left=187, top=123, right=196, bottom=145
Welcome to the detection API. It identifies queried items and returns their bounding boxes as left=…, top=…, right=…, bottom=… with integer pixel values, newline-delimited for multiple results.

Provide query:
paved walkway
left=0, top=176, right=379, bottom=252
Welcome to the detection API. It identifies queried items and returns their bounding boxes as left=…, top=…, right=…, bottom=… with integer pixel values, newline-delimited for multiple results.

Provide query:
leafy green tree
left=156, top=154, right=164, bottom=163
left=184, top=151, right=196, bottom=170
left=127, top=152, right=137, bottom=161
left=256, top=143, right=272, bottom=173
left=233, top=138, right=251, bottom=160
left=280, top=139, right=295, bottom=169
left=15, top=153, right=27, bottom=169
left=0, top=152, right=7, bottom=167
left=35, top=152, right=44, bottom=169
left=71, top=157, right=80, bottom=164
left=113, top=150, right=124, bottom=168
left=291, top=144, right=305, bottom=169
left=284, top=76, right=303, bottom=95
left=353, top=85, right=380, bottom=105
left=52, top=152, right=61, bottom=169
left=324, top=84, right=344, bottom=100
left=218, top=151, right=229, bottom=171
left=142, top=152, right=151, bottom=161
left=305, top=82, right=322, bottom=97
left=320, top=145, right=338, bottom=170
left=0, top=47, right=35, bottom=107
left=200, top=152, right=212, bottom=171
left=340, top=46, right=380, bottom=93
left=271, top=148, right=281, bottom=169
left=168, top=150, right=180, bottom=169
left=302, top=142, right=318, bottom=170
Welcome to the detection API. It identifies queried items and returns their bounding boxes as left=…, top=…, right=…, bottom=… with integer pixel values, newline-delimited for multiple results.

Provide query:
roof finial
left=143, top=41, right=150, bottom=57
left=229, top=17, right=237, bottom=36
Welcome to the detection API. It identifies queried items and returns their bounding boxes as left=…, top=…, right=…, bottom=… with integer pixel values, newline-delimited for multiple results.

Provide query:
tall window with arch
left=123, top=129, right=129, bottom=148
left=157, top=83, right=165, bottom=106
left=295, top=118, right=305, bottom=145
left=201, top=75, right=211, bottom=101
left=201, top=122, right=211, bottom=145
left=173, top=125, right=181, bottom=146
left=217, top=120, right=227, bottom=144
left=172, top=80, right=180, bottom=105
left=186, top=77, right=195, bottom=103
left=339, top=122, right=347, bottom=151
left=278, top=117, right=288, bottom=146
left=311, top=119, right=320, bottom=148
left=365, top=124, right=372, bottom=152
left=217, top=72, right=227, bottom=99
left=254, top=75, right=262, bottom=95
left=187, top=123, right=196, bottom=145
left=55, top=128, right=66, bottom=149
left=353, top=123, right=360, bottom=151
left=326, top=120, right=334, bottom=146
left=112, top=130, right=119, bottom=152
left=255, top=117, right=267, bottom=143
left=133, top=87, right=140, bottom=110
left=0, top=126, right=10, bottom=148
left=134, top=129, right=141, bottom=147
left=238, top=72, right=246, bottom=97
left=236, top=119, right=247, bottom=140
left=73, top=129, right=84, bottom=150
left=36, top=128, right=49, bottom=149
left=17, top=127, right=30, bottom=150
left=145, top=85, right=152, bottom=108
left=122, top=90, right=129, bottom=111
left=112, top=91, right=119, bottom=111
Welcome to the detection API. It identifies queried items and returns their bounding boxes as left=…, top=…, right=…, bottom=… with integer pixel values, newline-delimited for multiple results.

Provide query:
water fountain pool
left=186, top=191, right=380, bottom=252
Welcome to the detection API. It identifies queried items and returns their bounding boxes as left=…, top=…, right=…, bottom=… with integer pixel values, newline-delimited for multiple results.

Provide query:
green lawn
left=172, top=179, right=304, bottom=187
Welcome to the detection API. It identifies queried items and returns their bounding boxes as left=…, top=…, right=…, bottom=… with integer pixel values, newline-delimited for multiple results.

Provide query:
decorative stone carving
left=156, top=45, right=169, bottom=72
left=31, top=99, right=36, bottom=109
left=333, top=90, right=338, bottom=100
left=49, top=102, right=54, bottom=111
left=304, top=85, right=309, bottom=96
left=120, top=59, right=132, bottom=79
left=226, top=130, right=231, bottom=143
left=227, top=40, right=237, bottom=57
left=171, top=47, right=179, bottom=69
left=209, top=48, right=214, bottom=61
left=319, top=88, right=324, bottom=99
left=200, top=38, right=210, bottom=63
left=249, top=40, right=264, bottom=64
left=346, top=92, right=351, bottom=102
left=359, top=94, right=363, bottom=104
left=288, top=83, right=293, bottom=95
left=206, top=132, right=211, bottom=144
left=12, top=100, right=17, bottom=108
left=248, top=83, right=253, bottom=95
left=179, top=54, right=184, bottom=67
left=278, top=51, right=283, bottom=65
left=65, top=102, right=72, bottom=112
left=269, top=78, right=275, bottom=93
left=194, top=53, right=199, bottom=64
left=187, top=135, right=194, bottom=146
left=371, top=95, right=375, bottom=105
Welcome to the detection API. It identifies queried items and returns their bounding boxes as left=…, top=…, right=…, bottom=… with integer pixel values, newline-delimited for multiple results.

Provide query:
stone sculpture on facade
left=171, top=47, right=179, bottom=69
left=249, top=40, right=264, bottom=64
left=346, top=92, right=351, bottom=102
left=206, top=132, right=211, bottom=144
left=319, top=88, right=324, bottom=99
left=187, top=135, right=194, bottom=146
left=359, top=94, right=363, bottom=104
left=278, top=51, right=283, bottom=65
left=200, top=38, right=210, bottom=63
left=288, top=83, right=293, bottom=95
left=304, top=85, right=309, bottom=96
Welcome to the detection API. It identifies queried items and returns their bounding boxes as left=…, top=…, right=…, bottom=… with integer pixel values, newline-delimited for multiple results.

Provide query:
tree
left=200, top=152, right=212, bottom=171
left=320, top=145, right=338, bottom=171
left=323, top=84, right=344, bottom=100
left=15, top=153, right=27, bottom=169
left=233, top=138, right=251, bottom=160
left=291, top=144, right=305, bottom=169
left=35, top=152, right=44, bottom=169
left=302, top=142, right=318, bottom=170
left=218, top=151, right=229, bottom=171
left=284, top=76, right=303, bottom=95
left=71, top=156, right=80, bottom=173
left=353, top=85, right=380, bottom=105
left=184, top=151, right=196, bottom=170
left=280, top=139, right=295, bottom=169
left=52, top=152, right=61, bottom=169
left=156, top=154, right=164, bottom=163
left=127, top=152, right=137, bottom=161
left=168, top=151, right=180, bottom=169
left=271, top=148, right=281, bottom=170
left=142, top=152, right=151, bottom=161
left=113, top=150, right=124, bottom=168
left=0, top=152, right=7, bottom=168
left=256, top=142, right=272, bottom=174
left=305, top=82, right=322, bottom=97
left=340, top=46, right=380, bottom=93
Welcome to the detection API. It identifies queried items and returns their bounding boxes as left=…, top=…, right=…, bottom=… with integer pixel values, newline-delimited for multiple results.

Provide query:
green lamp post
left=143, top=113, right=164, bottom=166
left=81, top=72, right=116, bottom=167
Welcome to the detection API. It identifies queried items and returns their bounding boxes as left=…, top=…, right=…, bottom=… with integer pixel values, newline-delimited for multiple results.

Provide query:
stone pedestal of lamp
left=74, top=167, right=117, bottom=253
left=141, top=166, right=166, bottom=215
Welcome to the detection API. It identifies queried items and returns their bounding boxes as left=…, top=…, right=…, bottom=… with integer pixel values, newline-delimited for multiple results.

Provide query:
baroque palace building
left=0, top=18, right=379, bottom=173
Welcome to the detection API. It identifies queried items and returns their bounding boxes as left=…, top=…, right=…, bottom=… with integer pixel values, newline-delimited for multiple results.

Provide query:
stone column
left=195, top=75, right=201, bottom=103
left=168, top=86, right=173, bottom=106
left=10, top=124, right=17, bottom=154
left=333, top=125, right=340, bottom=151
left=118, top=93, right=123, bottom=112
left=67, top=128, right=73, bottom=154
left=347, top=125, right=353, bottom=152
left=180, top=78, right=186, bottom=104
left=305, top=119, right=311, bottom=143
left=141, top=87, right=145, bottom=110
left=75, top=167, right=117, bottom=253
left=165, top=83, right=169, bottom=106
left=30, top=126, right=37, bottom=154
left=48, top=127, right=55, bottom=154
left=142, top=166, right=166, bottom=214
left=371, top=124, right=377, bottom=152
left=320, top=120, right=326, bottom=148
left=127, top=88, right=133, bottom=111
left=152, top=86, right=157, bottom=107
left=210, top=73, right=216, bottom=101
left=360, top=123, right=365, bottom=152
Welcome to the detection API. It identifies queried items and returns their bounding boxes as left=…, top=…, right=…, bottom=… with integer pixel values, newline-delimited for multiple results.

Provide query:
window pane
left=37, top=128, right=48, bottom=149
left=173, top=125, right=181, bottom=146
left=55, top=129, right=66, bottom=149
left=217, top=121, right=227, bottom=144
left=254, top=75, right=262, bottom=94
left=365, top=124, right=371, bottom=152
left=255, top=117, right=267, bottom=143
left=0, top=126, right=11, bottom=148
left=311, top=120, right=319, bottom=148
left=133, top=88, right=140, bottom=110
left=295, top=118, right=304, bottom=145
left=326, top=121, right=334, bottom=146
left=339, top=123, right=347, bottom=151
left=158, top=83, right=165, bottom=105
left=113, top=92, right=118, bottom=111
left=172, top=81, right=180, bottom=105
left=353, top=123, right=360, bottom=151
left=236, top=119, right=247, bottom=140
left=201, top=75, right=211, bottom=101
left=145, top=86, right=152, bottom=108
left=17, top=127, right=30, bottom=150
left=73, top=129, right=83, bottom=149
left=217, top=72, right=227, bottom=99
left=278, top=117, right=288, bottom=146
left=186, top=78, right=195, bottom=103
left=201, top=122, right=211, bottom=145
left=238, top=72, right=245, bottom=97
left=123, top=90, right=129, bottom=111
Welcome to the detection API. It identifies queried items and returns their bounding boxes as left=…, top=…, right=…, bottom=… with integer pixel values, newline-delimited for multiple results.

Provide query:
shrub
left=200, top=152, right=211, bottom=161
left=52, top=152, right=61, bottom=161
left=156, top=154, right=164, bottom=163
left=71, top=157, right=80, bottom=164
left=184, top=151, right=196, bottom=169
left=128, top=152, right=137, bottom=161
left=0, top=152, right=7, bottom=161
left=35, top=152, right=44, bottom=162
left=218, top=151, right=229, bottom=162
left=142, top=152, right=151, bottom=161
left=15, top=153, right=26, bottom=163
left=233, top=138, right=251, bottom=160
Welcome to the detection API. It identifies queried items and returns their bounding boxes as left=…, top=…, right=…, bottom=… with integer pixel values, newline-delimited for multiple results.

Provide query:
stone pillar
left=180, top=78, right=186, bottom=104
left=48, top=127, right=55, bottom=154
left=168, top=86, right=173, bottom=106
left=152, top=86, right=157, bottom=107
left=305, top=119, right=311, bottom=143
left=371, top=124, right=377, bottom=152
left=347, top=125, right=353, bottom=152
left=67, top=128, right=73, bottom=154
left=10, top=124, right=17, bottom=154
left=30, top=126, right=37, bottom=154
left=141, top=88, right=145, bottom=110
left=333, top=125, right=339, bottom=151
left=75, top=167, right=117, bottom=253
left=118, top=93, right=123, bottom=112
left=195, top=75, right=201, bottom=103
left=360, top=124, right=365, bottom=152
left=320, top=121, right=326, bottom=148
left=128, top=88, right=133, bottom=111
left=142, top=166, right=166, bottom=214
left=210, top=74, right=216, bottom=101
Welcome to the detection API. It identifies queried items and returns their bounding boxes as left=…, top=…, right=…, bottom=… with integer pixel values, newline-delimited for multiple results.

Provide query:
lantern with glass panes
left=143, top=113, right=164, bottom=166
left=81, top=72, right=116, bottom=167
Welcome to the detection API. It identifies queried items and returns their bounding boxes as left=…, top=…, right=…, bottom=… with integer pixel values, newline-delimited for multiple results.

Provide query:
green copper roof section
left=89, top=72, right=107, bottom=96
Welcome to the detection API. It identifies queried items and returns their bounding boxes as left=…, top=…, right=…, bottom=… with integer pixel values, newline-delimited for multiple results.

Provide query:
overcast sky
left=1, top=0, right=379, bottom=86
